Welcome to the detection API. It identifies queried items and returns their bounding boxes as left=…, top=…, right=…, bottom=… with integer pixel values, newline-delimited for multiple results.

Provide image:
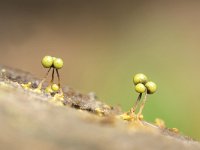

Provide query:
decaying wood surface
left=0, top=65, right=199, bottom=150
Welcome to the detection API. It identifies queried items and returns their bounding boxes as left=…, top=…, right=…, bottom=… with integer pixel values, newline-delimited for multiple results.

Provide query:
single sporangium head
left=41, top=56, right=54, bottom=68
left=51, top=83, right=60, bottom=92
left=133, top=73, right=148, bottom=85
left=53, top=58, right=64, bottom=69
left=135, top=83, right=146, bottom=93
left=145, top=81, right=157, bottom=94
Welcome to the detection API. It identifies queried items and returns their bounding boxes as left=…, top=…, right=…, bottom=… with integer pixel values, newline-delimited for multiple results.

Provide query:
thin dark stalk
left=131, top=93, right=142, bottom=114
left=37, top=67, right=52, bottom=89
left=137, top=90, right=148, bottom=117
left=50, top=68, right=55, bottom=84
left=55, top=69, right=63, bottom=95
left=44, top=67, right=52, bottom=79
left=55, top=69, right=61, bottom=88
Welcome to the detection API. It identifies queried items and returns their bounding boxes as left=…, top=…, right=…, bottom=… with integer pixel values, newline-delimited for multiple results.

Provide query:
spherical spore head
left=41, top=56, right=53, bottom=68
left=53, top=58, right=64, bottom=69
left=135, top=83, right=146, bottom=93
left=133, top=73, right=148, bottom=85
left=145, top=81, right=157, bottom=94
left=51, top=84, right=59, bottom=92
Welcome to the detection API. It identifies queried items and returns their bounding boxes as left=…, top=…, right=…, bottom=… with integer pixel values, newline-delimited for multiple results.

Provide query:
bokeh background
left=0, top=0, right=200, bottom=140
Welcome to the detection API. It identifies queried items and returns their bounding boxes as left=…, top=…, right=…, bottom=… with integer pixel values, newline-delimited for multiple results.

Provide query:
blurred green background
left=0, top=0, right=200, bottom=140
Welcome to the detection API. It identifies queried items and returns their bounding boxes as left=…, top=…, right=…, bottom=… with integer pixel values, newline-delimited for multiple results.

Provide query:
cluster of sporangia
left=37, top=56, right=64, bottom=96
left=130, top=73, right=157, bottom=119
